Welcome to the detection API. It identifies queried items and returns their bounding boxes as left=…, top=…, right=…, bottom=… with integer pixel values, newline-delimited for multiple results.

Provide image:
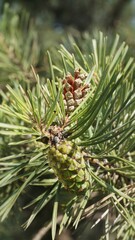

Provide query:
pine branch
left=0, top=32, right=135, bottom=240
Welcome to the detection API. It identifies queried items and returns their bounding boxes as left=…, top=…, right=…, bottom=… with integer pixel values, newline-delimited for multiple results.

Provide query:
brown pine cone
left=62, top=69, right=90, bottom=114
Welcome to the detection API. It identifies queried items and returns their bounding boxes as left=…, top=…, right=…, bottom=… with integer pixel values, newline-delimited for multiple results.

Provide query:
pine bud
left=62, top=69, right=90, bottom=114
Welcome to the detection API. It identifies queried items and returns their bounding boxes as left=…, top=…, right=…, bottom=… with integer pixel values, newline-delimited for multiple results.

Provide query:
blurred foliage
left=0, top=4, right=42, bottom=86
left=2, top=0, right=135, bottom=35
left=0, top=3, right=65, bottom=90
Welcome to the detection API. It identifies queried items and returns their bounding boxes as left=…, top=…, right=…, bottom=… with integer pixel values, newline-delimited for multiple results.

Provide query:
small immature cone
left=62, top=69, right=90, bottom=114
left=48, top=140, right=90, bottom=194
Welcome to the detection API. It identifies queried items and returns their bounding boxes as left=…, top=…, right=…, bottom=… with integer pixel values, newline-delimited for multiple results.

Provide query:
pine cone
left=62, top=69, right=90, bottom=114
left=48, top=140, right=90, bottom=194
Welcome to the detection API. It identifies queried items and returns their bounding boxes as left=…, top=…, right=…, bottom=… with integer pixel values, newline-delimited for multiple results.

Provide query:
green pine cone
left=48, top=140, right=90, bottom=194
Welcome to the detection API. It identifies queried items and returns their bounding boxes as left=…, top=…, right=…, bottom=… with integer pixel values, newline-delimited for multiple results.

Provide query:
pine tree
left=0, top=32, right=135, bottom=240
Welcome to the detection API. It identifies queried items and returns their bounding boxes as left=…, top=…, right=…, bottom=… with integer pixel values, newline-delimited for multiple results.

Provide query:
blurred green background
left=0, top=1, right=135, bottom=239
left=1, top=0, right=135, bottom=47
